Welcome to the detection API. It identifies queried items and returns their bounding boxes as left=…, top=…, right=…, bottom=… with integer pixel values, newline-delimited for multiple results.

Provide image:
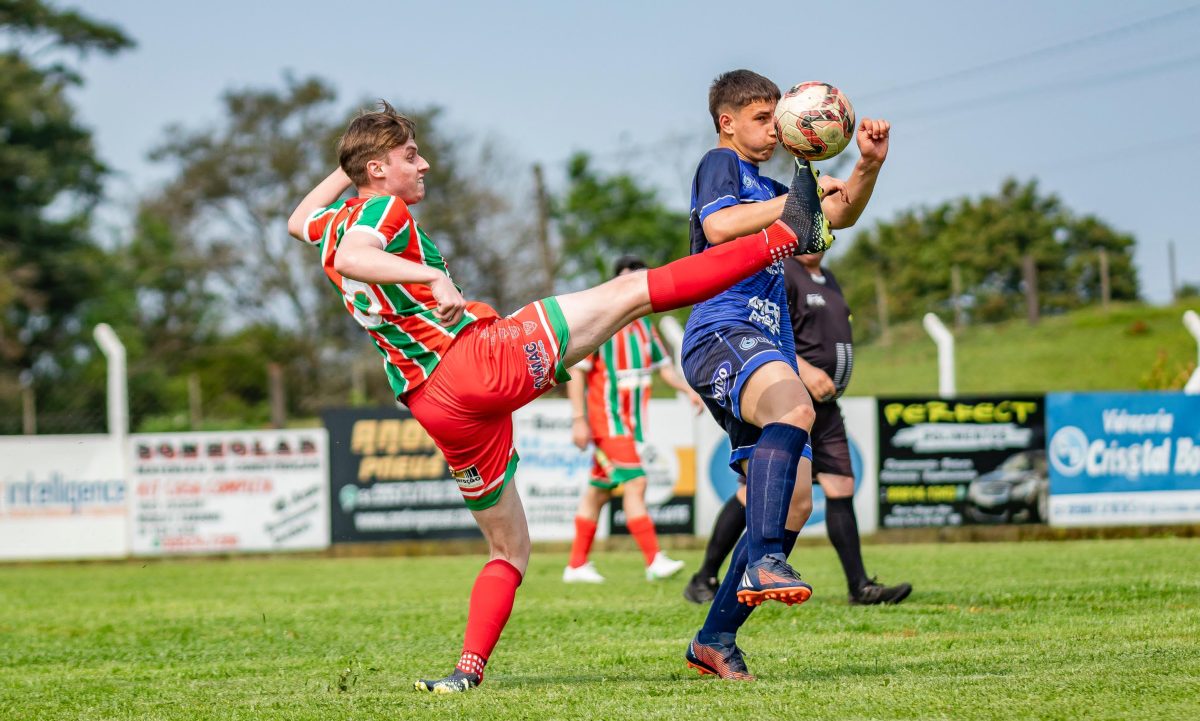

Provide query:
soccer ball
left=774, top=82, right=856, bottom=161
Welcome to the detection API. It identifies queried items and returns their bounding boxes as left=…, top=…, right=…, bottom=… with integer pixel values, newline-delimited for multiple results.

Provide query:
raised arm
left=822, top=118, right=890, bottom=230
left=701, top=195, right=787, bottom=245
left=287, top=167, right=353, bottom=240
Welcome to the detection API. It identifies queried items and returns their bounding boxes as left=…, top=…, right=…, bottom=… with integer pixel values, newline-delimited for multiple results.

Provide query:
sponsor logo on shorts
left=451, top=465, right=485, bottom=491
left=524, top=340, right=553, bottom=390
left=710, top=361, right=733, bottom=407
left=522, top=321, right=538, bottom=336
left=739, top=337, right=759, bottom=351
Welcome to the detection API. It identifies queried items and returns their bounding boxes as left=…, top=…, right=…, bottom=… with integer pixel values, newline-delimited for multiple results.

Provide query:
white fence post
left=923, top=312, right=956, bottom=397
left=1184, top=310, right=1200, bottom=394
left=93, top=324, right=128, bottom=437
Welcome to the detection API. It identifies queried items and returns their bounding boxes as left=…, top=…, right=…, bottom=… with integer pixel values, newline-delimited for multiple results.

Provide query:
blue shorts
left=682, top=323, right=799, bottom=473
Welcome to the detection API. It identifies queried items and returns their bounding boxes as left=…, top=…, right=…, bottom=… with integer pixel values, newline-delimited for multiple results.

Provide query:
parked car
left=966, top=450, right=1049, bottom=523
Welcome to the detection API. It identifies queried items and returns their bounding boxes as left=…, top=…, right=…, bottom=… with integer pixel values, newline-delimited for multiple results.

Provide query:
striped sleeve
left=350, top=195, right=413, bottom=250
left=303, top=203, right=342, bottom=245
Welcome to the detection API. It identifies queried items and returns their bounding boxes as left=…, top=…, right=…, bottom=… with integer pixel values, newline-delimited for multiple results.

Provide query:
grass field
left=2, top=538, right=1198, bottom=721
left=847, top=301, right=1199, bottom=396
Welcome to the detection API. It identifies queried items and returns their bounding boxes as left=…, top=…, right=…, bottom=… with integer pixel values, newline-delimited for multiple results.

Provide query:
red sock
left=458, top=559, right=523, bottom=680
left=646, top=221, right=798, bottom=312
left=568, top=516, right=598, bottom=568
left=626, top=514, right=660, bottom=565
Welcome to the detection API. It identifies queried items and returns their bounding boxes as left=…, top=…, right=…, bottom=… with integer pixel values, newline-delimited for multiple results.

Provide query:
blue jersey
left=683, top=148, right=794, bottom=359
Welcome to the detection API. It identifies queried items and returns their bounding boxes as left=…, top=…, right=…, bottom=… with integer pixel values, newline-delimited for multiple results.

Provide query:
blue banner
left=1047, top=392, right=1200, bottom=526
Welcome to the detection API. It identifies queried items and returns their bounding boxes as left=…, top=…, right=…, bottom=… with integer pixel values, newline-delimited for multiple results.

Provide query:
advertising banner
left=1047, top=392, right=1200, bottom=526
left=129, top=429, right=329, bottom=555
left=0, top=435, right=127, bottom=561
left=877, top=396, right=1046, bottom=528
left=323, top=407, right=479, bottom=542
left=692, top=397, right=878, bottom=538
left=513, top=398, right=696, bottom=541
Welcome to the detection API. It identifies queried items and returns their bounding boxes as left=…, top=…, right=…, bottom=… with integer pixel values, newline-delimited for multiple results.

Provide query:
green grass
left=2, top=538, right=1199, bottom=720
left=849, top=301, right=1200, bottom=395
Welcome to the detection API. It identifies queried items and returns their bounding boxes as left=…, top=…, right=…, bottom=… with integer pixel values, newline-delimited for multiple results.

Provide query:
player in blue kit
left=681, top=70, right=890, bottom=680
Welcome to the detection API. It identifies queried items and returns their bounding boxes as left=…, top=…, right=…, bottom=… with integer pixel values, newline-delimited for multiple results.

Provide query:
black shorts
left=811, top=400, right=853, bottom=477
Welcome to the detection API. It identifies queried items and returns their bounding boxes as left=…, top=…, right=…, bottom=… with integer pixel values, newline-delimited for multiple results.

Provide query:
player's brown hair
left=337, top=100, right=417, bottom=187
left=708, top=70, right=780, bottom=133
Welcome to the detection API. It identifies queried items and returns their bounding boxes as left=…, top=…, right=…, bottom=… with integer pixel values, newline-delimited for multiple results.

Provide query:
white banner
left=129, top=429, right=330, bottom=555
left=693, top=396, right=878, bottom=538
left=513, top=398, right=696, bottom=541
left=0, top=435, right=128, bottom=560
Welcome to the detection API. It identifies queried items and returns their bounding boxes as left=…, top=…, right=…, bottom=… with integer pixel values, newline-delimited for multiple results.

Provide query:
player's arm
left=287, top=168, right=352, bottom=240
left=566, top=366, right=590, bottom=450
left=657, top=364, right=704, bottom=413
left=701, top=195, right=787, bottom=245
left=795, top=354, right=836, bottom=403
left=822, top=118, right=890, bottom=230
left=334, top=232, right=466, bottom=326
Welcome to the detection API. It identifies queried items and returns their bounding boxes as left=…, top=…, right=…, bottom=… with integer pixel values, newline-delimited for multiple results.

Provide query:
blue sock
left=700, top=533, right=750, bottom=640
left=699, top=528, right=804, bottom=641
left=745, top=423, right=809, bottom=562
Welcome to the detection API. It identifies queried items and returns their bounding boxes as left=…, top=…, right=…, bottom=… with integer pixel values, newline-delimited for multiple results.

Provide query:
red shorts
left=590, top=435, right=647, bottom=490
left=404, top=297, right=571, bottom=510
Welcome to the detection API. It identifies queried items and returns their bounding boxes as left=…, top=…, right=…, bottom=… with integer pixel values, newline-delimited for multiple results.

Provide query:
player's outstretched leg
left=415, top=482, right=529, bottom=694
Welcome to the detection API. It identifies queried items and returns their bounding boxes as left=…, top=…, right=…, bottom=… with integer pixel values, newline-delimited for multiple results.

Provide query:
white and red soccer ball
left=774, top=81, right=855, bottom=161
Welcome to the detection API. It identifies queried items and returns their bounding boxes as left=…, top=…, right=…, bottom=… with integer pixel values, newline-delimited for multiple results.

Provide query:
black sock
left=697, top=494, right=746, bottom=580
left=825, top=496, right=869, bottom=591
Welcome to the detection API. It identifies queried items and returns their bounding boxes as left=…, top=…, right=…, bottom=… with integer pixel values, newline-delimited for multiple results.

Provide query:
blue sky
left=72, top=0, right=1200, bottom=304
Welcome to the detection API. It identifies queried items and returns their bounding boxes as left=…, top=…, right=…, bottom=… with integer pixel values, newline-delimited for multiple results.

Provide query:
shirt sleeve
left=694, top=150, right=742, bottom=224
left=349, top=195, right=414, bottom=251
left=302, top=203, right=341, bottom=245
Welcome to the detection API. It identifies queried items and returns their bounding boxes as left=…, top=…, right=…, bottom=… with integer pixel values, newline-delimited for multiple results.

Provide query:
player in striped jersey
left=563, top=255, right=703, bottom=584
left=287, top=102, right=828, bottom=694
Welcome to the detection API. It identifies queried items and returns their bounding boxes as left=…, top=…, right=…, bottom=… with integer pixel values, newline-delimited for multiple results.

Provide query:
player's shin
left=745, top=423, right=809, bottom=561
left=646, top=222, right=799, bottom=312
left=458, top=558, right=523, bottom=683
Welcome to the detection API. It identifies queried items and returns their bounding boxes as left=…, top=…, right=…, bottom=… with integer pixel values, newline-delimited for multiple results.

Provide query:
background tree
left=0, top=0, right=132, bottom=432
left=831, top=178, right=1138, bottom=340
left=553, top=152, right=688, bottom=286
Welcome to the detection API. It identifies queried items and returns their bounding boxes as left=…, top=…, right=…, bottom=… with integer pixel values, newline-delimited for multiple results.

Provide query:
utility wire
left=859, top=3, right=1200, bottom=101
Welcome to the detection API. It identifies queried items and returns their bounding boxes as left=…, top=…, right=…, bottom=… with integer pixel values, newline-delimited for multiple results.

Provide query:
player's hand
left=571, top=418, right=590, bottom=450
left=798, top=365, right=837, bottom=403
left=818, top=175, right=849, bottom=206
left=429, top=274, right=466, bottom=326
left=686, top=390, right=704, bottom=415
left=856, top=117, right=890, bottom=165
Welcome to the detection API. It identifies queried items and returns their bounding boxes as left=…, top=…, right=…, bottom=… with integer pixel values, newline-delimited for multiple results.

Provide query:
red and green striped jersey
left=303, top=195, right=498, bottom=397
left=578, top=318, right=669, bottom=442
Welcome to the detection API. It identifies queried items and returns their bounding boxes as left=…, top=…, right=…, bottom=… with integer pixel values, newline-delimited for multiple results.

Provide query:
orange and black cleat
left=736, top=553, right=812, bottom=607
left=685, top=632, right=755, bottom=681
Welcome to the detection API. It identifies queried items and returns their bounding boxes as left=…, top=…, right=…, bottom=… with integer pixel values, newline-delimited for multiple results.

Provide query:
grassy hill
left=846, top=301, right=1199, bottom=396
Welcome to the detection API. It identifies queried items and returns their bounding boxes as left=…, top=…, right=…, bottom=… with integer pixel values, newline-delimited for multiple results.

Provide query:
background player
left=563, top=255, right=702, bottom=584
left=684, top=249, right=912, bottom=606
left=286, top=102, right=828, bottom=694
left=680, top=70, right=890, bottom=680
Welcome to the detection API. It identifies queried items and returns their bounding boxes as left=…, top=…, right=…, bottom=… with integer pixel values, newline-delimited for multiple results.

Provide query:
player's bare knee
left=776, top=402, right=815, bottom=430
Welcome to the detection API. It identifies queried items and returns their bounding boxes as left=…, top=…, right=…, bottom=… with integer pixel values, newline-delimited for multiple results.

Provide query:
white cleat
left=645, top=552, right=686, bottom=581
left=563, top=561, right=606, bottom=584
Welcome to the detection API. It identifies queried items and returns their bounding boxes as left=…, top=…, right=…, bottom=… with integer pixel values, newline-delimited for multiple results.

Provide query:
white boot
left=563, top=561, right=606, bottom=583
left=645, top=552, right=686, bottom=581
